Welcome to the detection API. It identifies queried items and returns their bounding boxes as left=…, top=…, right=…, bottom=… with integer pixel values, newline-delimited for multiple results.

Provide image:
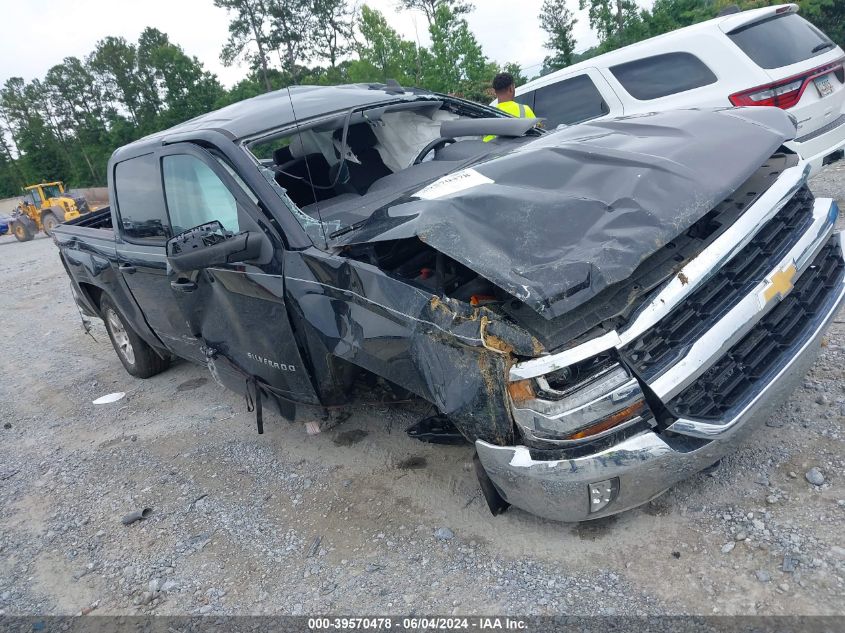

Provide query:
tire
left=100, top=295, right=169, bottom=378
left=42, top=212, right=60, bottom=235
left=12, top=220, right=33, bottom=242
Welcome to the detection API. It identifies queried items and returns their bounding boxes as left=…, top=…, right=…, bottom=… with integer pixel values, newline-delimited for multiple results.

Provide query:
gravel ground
left=0, top=163, right=843, bottom=617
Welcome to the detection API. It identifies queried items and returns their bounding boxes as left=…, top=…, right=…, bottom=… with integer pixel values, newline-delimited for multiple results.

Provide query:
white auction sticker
left=413, top=168, right=494, bottom=200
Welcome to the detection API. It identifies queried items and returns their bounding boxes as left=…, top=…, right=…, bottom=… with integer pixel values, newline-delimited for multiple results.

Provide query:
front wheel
left=42, top=212, right=59, bottom=235
left=101, top=295, right=169, bottom=378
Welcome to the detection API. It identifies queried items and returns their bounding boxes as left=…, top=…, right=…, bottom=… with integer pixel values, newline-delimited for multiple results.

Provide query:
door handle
left=170, top=279, right=198, bottom=293
left=119, top=263, right=136, bottom=274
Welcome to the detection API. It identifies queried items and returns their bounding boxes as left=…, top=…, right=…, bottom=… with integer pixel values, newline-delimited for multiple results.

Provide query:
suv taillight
left=730, top=60, right=844, bottom=109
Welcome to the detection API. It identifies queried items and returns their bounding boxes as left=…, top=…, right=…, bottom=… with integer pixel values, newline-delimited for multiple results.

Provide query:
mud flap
left=473, top=452, right=510, bottom=516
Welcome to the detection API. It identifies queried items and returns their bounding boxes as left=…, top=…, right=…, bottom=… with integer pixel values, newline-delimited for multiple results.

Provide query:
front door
left=158, top=144, right=318, bottom=405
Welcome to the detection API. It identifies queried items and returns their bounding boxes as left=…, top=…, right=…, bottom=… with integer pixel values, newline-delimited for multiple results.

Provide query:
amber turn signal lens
left=507, top=379, right=535, bottom=403
left=567, top=400, right=647, bottom=440
left=470, top=294, right=496, bottom=306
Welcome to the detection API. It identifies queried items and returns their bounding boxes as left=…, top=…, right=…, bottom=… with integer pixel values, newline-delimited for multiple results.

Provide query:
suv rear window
left=610, top=53, right=718, bottom=100
left=728, top=14, right=835, bottom=70
left=529, top=74, right=609, bottom=128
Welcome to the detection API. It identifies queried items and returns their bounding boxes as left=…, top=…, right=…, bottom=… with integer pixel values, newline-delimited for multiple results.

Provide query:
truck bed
left=66, top=206, right=113, bottom=230
left=52, top=206, right=115, bottom=245
left=52, top=205, right=121, bottom=321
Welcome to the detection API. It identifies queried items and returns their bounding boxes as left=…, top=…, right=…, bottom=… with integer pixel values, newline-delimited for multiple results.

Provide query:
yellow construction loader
left=8, top=182, right=91, bottom=241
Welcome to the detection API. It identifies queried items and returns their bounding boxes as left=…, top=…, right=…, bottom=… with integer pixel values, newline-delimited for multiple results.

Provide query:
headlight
left=507, top=355, right=652, bottom=446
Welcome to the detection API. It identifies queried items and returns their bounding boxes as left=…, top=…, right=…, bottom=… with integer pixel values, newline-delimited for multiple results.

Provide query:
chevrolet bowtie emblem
left=763, top=263, right=797, bottom=304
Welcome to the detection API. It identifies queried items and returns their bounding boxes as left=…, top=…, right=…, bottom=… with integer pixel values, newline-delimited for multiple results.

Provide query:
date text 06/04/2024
left=307, top=617, right=528, bottom=630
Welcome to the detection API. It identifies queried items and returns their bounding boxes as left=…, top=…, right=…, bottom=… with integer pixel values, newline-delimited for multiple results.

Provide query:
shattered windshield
left=248, top=97, right=541, bottom=246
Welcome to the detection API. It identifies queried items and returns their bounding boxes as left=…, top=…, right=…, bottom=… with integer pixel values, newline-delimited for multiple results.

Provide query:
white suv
left=512, top=4, right=845, bottom=175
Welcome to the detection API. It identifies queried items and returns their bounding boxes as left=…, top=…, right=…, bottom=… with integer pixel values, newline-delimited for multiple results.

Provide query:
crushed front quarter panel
left=283, top=249, right=516, bottom=444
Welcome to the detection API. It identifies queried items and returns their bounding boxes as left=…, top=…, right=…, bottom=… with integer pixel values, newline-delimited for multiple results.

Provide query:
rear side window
left=114, top=154, right=170, bottom=244
left=162, top=155, right=240, bottom=235
left=610, top=53, right=718, bottom=100
left=728, top=14, right=834, bottom=70
left=533, top=75, right=609, bottom=127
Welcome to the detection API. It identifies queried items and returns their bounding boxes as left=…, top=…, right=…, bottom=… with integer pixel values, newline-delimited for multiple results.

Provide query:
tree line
left=0, top=28, right=225, bottom=198
left=1, top=0, right=842, bottom=198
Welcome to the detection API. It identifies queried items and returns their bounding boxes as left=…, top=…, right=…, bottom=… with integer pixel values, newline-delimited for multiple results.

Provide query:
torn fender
left=285, top=250, right=523, bottom=444
left=339, top=107, right=797, bottom=319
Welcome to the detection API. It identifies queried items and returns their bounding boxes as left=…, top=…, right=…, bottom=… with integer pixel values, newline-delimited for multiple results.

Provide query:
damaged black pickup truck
left=53, top=83, right=845, bottom=522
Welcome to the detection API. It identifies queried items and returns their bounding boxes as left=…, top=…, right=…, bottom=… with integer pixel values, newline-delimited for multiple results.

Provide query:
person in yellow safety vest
left=484, top=72, right=536, bottom=142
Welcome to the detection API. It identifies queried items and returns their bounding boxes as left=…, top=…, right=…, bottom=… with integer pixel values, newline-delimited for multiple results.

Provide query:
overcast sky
left=0, top=0, right=651, bottom=88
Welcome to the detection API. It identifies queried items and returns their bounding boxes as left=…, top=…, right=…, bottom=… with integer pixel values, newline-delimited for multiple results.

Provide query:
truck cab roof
left=115, top=84, right=433, bottom=160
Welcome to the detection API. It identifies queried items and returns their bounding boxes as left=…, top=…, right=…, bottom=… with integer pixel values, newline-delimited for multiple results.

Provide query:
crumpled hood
left=342, top=107, right=797, bottom=319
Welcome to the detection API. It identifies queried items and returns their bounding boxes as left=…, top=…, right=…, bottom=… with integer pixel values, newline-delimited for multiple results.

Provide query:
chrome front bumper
left=477, top=224, right=845, bottom=522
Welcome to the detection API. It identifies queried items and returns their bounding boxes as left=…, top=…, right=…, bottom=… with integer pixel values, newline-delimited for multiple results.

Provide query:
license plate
left=814, top=74, right=834, bottom=98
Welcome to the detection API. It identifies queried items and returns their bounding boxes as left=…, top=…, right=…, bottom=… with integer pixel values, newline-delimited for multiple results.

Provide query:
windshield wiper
left=811, top=42, right=835, bottom=54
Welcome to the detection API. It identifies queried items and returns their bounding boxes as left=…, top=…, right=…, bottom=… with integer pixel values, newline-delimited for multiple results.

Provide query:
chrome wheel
left=106, top=308, right=135, bottom=365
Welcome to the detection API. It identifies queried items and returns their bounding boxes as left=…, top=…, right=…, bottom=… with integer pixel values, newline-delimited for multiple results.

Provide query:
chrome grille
left=670, top=239, right=844, bottom=420
left=620, top=186, right=815, bottom=380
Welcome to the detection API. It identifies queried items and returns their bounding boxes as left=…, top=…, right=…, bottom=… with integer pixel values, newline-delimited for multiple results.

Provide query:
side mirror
left=166, top=221, right=265, bottom=273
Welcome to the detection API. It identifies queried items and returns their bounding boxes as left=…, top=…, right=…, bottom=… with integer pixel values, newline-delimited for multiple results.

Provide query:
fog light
left=588, top=478, right=620, bottom=513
